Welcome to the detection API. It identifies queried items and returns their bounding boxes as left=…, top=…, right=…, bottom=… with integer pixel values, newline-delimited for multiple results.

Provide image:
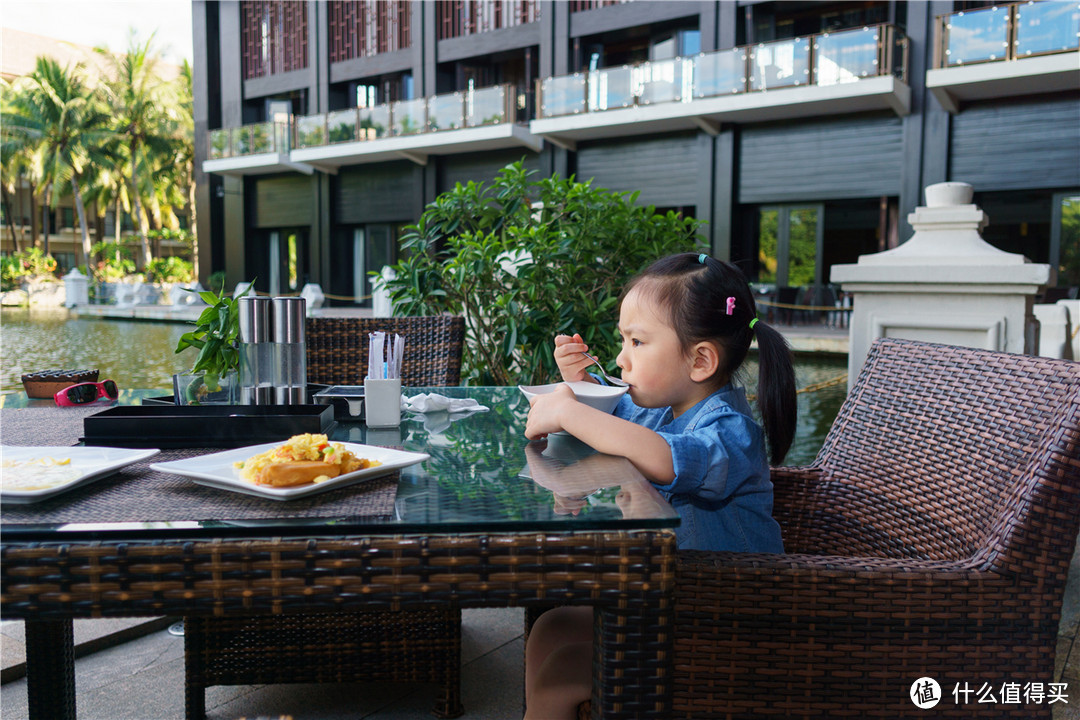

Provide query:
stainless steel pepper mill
left=271, top=296, right=306, bottom=404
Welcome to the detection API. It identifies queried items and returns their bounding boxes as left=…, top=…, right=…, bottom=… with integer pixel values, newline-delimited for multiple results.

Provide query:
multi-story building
left=194, top=0, right=1079, bottom=306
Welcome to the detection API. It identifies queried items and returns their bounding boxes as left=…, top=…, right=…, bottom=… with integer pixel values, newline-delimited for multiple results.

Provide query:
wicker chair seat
left=185, top=315, right=466, bottom=720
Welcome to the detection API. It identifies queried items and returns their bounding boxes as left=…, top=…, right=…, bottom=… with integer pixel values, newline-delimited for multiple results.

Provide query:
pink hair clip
left=726, top=296, right=736, bottom=315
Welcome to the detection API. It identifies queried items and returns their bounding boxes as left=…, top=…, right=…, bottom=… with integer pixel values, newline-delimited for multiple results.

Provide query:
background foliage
left=384, top=161, right=704, bottom=385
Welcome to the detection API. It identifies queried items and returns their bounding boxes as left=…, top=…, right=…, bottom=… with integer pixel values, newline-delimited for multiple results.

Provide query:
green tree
left=384, top=162, right=704, bottom=385
left=96, top=31, right=178, bottom=270
left=1, top=58, right=113, bottom=268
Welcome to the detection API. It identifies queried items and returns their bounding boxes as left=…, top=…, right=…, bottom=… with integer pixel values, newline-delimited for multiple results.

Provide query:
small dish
left=150, top=441, right=429, bottom=501
left=517, top=381, right=628, bottom=415
left=1, top=445, right=160, bottom=504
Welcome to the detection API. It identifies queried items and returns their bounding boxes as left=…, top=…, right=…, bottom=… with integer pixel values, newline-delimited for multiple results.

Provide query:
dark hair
left=622, top=252, right=797, bottom=464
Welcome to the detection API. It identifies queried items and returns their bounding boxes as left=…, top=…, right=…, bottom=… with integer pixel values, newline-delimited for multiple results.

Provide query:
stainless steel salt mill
left=238, top=296, right=273, bottom=405
left=272, top=296, right=307, bottom=404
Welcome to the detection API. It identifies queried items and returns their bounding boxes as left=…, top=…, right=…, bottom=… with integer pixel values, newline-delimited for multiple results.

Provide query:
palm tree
left=1, top=57, right=112, bottom=267
left=96, top=32, right=176, bottom=270
left=0, top=78, right=31, bottom=253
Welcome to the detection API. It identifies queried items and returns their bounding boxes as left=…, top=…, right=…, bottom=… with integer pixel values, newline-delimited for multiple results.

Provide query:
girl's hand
left=552, top=333, right=595, bottom=383
left=525, top=384, right=579, bottom=439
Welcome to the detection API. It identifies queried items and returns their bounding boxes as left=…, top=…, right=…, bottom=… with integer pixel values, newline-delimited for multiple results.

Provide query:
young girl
left=523, top=252, right=797, bottom=719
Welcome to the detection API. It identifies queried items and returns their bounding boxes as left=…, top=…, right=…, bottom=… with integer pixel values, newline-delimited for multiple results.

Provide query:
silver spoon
left=580, top=351, right=629, bottom=387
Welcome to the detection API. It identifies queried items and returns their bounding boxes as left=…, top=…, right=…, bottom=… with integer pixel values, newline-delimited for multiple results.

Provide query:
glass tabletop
left=1, top=386, right=679, bottom=541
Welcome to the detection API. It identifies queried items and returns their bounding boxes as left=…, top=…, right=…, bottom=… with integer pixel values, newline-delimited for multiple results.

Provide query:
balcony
left=926, top=1, right=1079, bottom=113
left=289, top=84, right=542, bottom=171
left=203, top=121, right=314, bottom=176
left=530, top=24, right=910, bottom=147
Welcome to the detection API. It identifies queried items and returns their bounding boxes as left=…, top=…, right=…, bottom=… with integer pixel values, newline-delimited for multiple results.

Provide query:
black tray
left=142, top=384, right=330, bottom=407
left=83, top=405, right=336, bottom=448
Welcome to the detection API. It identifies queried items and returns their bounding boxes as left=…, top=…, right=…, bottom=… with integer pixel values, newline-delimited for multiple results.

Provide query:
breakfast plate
left=1, top=445, right=160, bottom=504
left=150, top=441, right=429, bottom=500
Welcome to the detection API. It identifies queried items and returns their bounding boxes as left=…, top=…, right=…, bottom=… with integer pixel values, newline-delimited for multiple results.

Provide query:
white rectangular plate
left=1, top=446, right=161, bottom=504
left=149, top=441, right=429, bottom=501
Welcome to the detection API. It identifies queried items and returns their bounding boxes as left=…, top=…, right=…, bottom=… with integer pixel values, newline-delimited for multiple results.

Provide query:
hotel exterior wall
left=739, top=114, right=906, bottom=204
left=193, top=1, right=1077, bottom=296
left=949, top=95, right=1080, bottom=192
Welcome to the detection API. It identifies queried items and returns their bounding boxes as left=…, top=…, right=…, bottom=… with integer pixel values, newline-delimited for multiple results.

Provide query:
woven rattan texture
left=185, top=608, right=463, bottom=719
left=4, top=531, right=676, bottom=719
left=306, top=315, right=464, bottom=386
left=1, top=406, right=106, bottom=447
left=671, top=338, right=1080, bottom=719
left=3, top=531, right=675, bottom=616
left=0, top=446, right=398, bottom=523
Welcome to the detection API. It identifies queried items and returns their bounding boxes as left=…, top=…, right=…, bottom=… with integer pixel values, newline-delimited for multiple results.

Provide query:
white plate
left=1, top=446, right=160, bottom=504
left=149, top=441, right=429, bottom=501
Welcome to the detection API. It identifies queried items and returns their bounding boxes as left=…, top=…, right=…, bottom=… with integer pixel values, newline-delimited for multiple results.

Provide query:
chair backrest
left=305, top=315, right=465, bottom=386
left=777, top=338, right=1080, bottom=575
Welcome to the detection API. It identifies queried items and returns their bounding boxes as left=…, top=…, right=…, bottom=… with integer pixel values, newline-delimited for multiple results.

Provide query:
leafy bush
left=384, top=161, right=704, bottom=385
left=1, top=248, right=59, bottom=290
left=146, top=256, right=194, bottom=283
left=91, top=241, right=138, bottom=281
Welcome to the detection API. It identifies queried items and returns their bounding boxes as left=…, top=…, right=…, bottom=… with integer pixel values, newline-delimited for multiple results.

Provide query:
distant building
left=1, top=27, right=186, bottom=270
left=193, top=1, right=1079, bottom=305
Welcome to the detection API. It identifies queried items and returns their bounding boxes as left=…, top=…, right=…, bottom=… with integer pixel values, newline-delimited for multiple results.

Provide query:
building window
left=437, top=0, right=541, bottom=40
left=329, top=1, right=411, bottom=62
left=242, top=0, right=308, bottom=80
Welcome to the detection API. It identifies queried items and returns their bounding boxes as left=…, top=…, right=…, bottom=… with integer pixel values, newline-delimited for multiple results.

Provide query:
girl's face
left=616, top=286, right=708, bottom=417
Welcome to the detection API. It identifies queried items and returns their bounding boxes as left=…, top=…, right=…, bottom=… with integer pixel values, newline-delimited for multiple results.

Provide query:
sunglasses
left=54, top=380, right=119, bottom=406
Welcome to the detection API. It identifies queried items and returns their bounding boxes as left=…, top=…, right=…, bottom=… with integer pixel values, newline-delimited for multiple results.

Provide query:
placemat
left=1, top=406, right=105, bottom=447
left=1, top=408, right=399, bottom=525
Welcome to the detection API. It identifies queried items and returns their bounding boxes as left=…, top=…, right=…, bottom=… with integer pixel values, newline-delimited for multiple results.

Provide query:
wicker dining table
left=0, top=386, right=678, bottom=720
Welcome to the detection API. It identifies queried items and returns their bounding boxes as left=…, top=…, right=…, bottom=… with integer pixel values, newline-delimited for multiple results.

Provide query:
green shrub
left=384, top=161, right=705, bottom=385
left=146, top=256, right=194, bottom=283
left=91, top=241, right=138, bottom=281
left=1, top=248, right=59, bottom=290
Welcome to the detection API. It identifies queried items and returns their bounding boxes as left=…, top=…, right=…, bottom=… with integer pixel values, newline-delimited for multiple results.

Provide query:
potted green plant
left=173, top=282, right=252, bottom=404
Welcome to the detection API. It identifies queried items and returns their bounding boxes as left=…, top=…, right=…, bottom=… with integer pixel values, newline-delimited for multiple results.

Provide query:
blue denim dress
left=612, top=385, right=784, bottom=553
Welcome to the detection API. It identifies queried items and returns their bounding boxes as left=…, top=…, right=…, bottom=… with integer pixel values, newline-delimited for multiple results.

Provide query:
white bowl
left=518, top=380, right=628, bottom=415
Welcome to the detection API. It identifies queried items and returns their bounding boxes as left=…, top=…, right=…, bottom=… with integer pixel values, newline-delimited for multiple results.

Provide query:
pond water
left=0, top=308, right=848, bottom=465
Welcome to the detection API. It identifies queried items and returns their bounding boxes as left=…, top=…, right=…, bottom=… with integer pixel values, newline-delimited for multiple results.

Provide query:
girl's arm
left=525, top=386, right=675, bottom=484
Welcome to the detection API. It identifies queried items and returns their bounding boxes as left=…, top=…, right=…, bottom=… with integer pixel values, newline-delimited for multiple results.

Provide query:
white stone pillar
left=62, top=268, right=88, bottom=307
left=831, top=182, right=1050, bottom=390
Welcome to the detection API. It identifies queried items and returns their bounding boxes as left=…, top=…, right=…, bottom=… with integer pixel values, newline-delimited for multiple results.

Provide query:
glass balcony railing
left=207, top=120, right=292, bottom=159
left=693, top=48, right=747, bottom=98
left=467, top=85, right=510, bottom=127
left=1015, top=0, right=1080, bottom=56
left=283, top=84, right=518, bottom=150
left=539, top=74, right=587, bottom=117
left=937, top=0, right=1079, bottom=67
left=750, top=37, right=811, bottom=91
left=429, top=92, right=466, bottom=131
left=537, top=24, right=909, bottom=118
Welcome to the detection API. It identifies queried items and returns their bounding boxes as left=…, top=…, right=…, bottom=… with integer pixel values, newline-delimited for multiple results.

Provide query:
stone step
left=1, top=616, right=175, bottom=684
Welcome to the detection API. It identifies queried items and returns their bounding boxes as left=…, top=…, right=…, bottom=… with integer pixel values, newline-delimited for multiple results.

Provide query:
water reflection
left=0, top=308, right=189, bottom=394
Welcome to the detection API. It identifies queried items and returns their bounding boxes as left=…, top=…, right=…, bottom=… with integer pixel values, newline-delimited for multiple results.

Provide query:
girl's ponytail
left=751, top=319, right=797, bottom=465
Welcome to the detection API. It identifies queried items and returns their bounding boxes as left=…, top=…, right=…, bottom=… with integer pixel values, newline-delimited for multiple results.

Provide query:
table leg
left=592, top=602, right=674, bottom=719
left=25, top=618, right=76, bottom=720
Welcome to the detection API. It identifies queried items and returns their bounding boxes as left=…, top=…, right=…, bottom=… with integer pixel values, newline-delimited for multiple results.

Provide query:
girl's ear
left=689, top=341, right=721, bottom=383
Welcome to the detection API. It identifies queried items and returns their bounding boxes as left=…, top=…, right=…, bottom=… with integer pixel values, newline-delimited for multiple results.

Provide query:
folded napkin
left=401, top=393, right=490, bottom=414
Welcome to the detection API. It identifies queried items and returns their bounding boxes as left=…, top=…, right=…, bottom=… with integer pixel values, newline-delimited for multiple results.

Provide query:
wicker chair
left=673, top=338, right=1080, bottom=718
left=184, top=315, right=467, bottom=720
